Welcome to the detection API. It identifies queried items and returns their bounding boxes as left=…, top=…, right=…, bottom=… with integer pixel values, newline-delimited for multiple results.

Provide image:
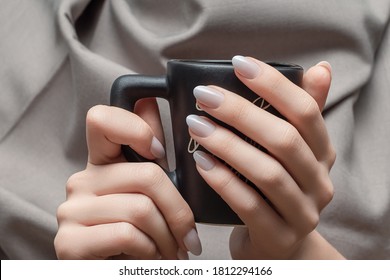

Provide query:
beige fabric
left=0, top=0, right=389, bottom=259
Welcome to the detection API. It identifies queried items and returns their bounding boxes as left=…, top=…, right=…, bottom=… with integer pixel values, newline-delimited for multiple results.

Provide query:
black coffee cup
left=110, top=59, right=303, bottom=225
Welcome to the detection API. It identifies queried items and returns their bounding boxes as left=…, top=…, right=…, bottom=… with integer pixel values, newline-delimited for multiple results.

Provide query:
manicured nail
left=177, top=248, right=189, bottom=260
left=232, top=55, right=261, bottom=79
left=193, top=151, right=215, bottom=171
left=183, top=228, right=202, bottom=256
left=193, top=86, right=224, bottom=109
left=316, top=61, right=332, bottom=73
left=186, top=115, right=215, bottom=137
left=150, top=137, right=165, bottom=159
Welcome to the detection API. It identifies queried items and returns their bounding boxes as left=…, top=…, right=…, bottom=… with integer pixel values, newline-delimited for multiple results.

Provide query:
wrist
left=290, top=230, right=345, bottom=260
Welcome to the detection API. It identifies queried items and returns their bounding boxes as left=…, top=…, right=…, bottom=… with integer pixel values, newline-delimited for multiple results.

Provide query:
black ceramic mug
left=110, top=60, right=303, bottom=225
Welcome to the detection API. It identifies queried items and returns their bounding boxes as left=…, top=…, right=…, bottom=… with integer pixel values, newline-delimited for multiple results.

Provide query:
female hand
left=54, top=100, right=201, bottom=259
left=186, top=56, right=342, bottom=259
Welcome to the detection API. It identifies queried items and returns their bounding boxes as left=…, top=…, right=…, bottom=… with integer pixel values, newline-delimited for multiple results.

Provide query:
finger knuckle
left=54, top=231, right=66, bottom=259
left=299, top=96, right=320, bottom=123
left=166, top=206, right=194, bottom=230
left=230, top=100, right=252, bottom=126
left=323, top=183, right=335, bottom=207
left=213, top=170, right=238, bottom=195
left=277, top=124, right=302, bottom=153
left=113, top=223, right=157, bottom=258
left=240, top=196, right=262, bottom=217
left=215, top=133, right=240, bottom=159
left=326, top=146, right=337, bottom=168
left=304, top=211, right=320, bottom=233
left=318, top=175, right=335, bottom=209
left=56, top=202, right=71, bottom=223
left=268, top=72, right=285, bottom=93
left=65, top=171, right=86, bottom=196
left=114, top=222, right=138, bottom=245
left=138, top=162, right=166, bottom=188
left=260, top=162, right=285, bottom=187
left=131, top=196, right=156, bottom=221
left=54, top=227, right=78, bottom=259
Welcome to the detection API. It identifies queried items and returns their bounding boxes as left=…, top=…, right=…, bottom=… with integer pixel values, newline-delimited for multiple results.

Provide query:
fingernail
left=193, top=151, right=215, bottom=171
left=150, top=137, right=165, bottom=159
left=193, top=86, right=224, bottom=109
left=177, top=248, right=189, bottom=260
left=186, top=115, right=215, bottom=138
left=316, top=61, right=332, bottom=73
left=183, top=228, right=202, bottom=256
left=232, top=55, right=261, bottom=79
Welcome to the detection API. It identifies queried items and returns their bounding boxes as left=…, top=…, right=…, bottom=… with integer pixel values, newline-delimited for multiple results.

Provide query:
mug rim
left=168, top=59, right=303, bottom=71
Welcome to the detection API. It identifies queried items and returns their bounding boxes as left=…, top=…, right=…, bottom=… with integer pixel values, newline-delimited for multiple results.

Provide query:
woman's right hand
left=54, top=101, right=201, bottom=260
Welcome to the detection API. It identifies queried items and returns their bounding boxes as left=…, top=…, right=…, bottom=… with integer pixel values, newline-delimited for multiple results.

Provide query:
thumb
left=302, top=61, right=332, bottom=112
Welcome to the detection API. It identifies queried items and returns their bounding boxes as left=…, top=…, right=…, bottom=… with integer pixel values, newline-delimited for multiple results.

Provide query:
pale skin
left=54, top=56, right=345, bottom=260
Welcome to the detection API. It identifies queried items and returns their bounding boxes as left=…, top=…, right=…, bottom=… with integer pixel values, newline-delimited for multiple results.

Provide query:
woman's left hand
left=186, top=56, right=341, bottom=259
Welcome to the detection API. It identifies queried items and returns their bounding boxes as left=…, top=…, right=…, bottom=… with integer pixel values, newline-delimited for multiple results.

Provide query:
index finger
left=86, top=105, right=165, bottom=165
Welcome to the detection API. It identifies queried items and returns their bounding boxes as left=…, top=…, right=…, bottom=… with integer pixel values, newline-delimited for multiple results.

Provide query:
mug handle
left=110, top=75, right=178, bottom=186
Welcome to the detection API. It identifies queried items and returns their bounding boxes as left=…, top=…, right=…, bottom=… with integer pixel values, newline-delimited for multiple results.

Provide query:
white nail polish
left=186, top=115, right=216, bottom=138
left=232, top=55, right=261, bottom=79
left=193, top=86, right=224, bottom=109
left=316, top=61, right=332, bottom=73
left=150, top=137, right=165, bottom=159
left=183, top=228, right=202, bottom=256
left=193, top=151, right=215, bottom=171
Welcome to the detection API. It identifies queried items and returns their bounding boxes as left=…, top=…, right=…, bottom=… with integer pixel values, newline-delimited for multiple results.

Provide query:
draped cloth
left=0, top=0, right=389, bottom=259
